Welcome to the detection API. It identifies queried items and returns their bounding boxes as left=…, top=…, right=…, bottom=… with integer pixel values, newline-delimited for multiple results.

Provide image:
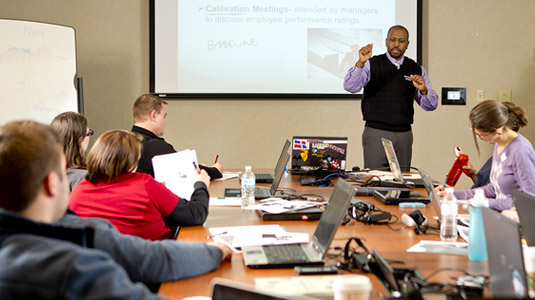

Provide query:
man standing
left=344, top=25, right=438, bottom=171
left=131, top=94, right=222, bottom=179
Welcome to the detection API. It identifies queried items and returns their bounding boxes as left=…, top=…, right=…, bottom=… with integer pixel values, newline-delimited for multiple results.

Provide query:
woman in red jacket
left=70, top=130, right=210, bottom=240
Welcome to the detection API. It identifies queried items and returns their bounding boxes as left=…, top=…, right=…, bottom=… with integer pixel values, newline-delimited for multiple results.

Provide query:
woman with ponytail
left=437, top=100, right=535, bottom=211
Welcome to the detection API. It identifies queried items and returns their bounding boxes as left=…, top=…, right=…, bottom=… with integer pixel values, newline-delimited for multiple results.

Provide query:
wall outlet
left=498, top=89, right=512, bottom=102
left=476, top=90, right=484, bottom=102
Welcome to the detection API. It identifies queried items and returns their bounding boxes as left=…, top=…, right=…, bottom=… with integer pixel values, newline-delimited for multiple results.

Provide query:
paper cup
left=332, top=275, right=372, bottom=300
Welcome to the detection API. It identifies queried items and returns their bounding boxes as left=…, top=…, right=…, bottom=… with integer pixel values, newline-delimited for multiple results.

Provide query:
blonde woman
left=69, top=130, right=210, bottom=240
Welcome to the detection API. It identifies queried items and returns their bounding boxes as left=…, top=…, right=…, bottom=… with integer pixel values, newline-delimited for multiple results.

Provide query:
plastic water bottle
left=468, top=189, right=488, bottom=261
left=440, top=188, right=458, bottom=242
left=241, top=166, right=255, bottom=209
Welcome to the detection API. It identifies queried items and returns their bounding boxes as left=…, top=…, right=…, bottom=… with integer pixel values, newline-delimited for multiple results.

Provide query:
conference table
left=158, top=170, right=483, bottom=299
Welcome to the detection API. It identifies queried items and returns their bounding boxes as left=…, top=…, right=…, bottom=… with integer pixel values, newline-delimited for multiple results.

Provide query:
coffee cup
left=332, top=275, right=372, bottom=300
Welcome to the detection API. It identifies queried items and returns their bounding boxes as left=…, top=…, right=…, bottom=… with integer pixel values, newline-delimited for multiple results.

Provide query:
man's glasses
left=86, top=129, right=94, bottom=137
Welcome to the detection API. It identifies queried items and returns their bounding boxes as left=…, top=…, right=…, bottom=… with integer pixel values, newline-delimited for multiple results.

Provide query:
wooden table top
left=158, top=171, right=482, bottom=299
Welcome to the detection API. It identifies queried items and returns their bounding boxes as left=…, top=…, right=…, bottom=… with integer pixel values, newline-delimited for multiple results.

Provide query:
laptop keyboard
left=263, top=244, right=310, bottom=263
left=254, top=188, right=271, bottom=199
left=255, top=173, right=274, bottom=182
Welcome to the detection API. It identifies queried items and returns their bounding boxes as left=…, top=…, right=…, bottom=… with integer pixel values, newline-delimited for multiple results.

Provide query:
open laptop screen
left=311, top=179, right=354, bottom=255
left=381, top=138, right=403, bottom=182
left=291, top=136, right=347, bottom=174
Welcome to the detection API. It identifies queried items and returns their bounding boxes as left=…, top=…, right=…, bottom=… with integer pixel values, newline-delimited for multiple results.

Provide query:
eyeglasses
left=86, top=129, right=94, bottom=137
left=473, top=130, right=493, bottom=139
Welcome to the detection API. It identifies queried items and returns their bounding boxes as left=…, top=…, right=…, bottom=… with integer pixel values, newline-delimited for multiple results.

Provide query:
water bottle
left=241, top=166, right=255, bottom=209
left=468, top=189, right=488, bottom=261
left=440, top=188, right=458, bottom=242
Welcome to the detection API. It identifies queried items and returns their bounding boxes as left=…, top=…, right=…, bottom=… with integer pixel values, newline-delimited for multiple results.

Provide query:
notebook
left=225, top=150, right=290, bottom=200
left=373, top=168, right=431, bottom=205
left=482, top=207, right=529, bottom=299
left=255, top=140, right=291, bottom=183
left=291, top=136, right=347, bottom=174
left=511, top=189, right=535, bottom=246
left=372, top=138, right=425, bottom=188
left=242, top=179, right=355, bottom=268
left=211, top=278, right=316, bottom=300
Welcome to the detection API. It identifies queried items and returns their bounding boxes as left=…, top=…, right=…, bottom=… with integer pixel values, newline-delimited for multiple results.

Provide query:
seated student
left=58, top=212, right=231, bottom=291
left=131, top=94, right=223, bottom=179
left=70, top=130, right=210, bottom=240
left=50, top=116, right=232, bottom=289
left=0, top=120, right=165, bottom=299
left=436, top=100, right=535, bottom=211
left=50, top=112, right=93, bottom=190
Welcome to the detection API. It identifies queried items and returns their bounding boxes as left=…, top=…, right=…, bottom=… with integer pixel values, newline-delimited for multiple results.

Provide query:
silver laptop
left=373, top=168, right=431, bottom=205
left=372, top=138, right=425, bottom=188
left=482, top=207, right=529, bottom=299
left=225, top=143, right=290, bottom=199
left=511, top=189, right=535, bottom=246
left=255, top=140, right=291, bottom=183
left=242, top=179, right=355, bottom=268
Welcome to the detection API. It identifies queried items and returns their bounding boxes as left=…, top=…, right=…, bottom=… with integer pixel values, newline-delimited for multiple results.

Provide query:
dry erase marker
left=214, top=155, right=219, bottom=164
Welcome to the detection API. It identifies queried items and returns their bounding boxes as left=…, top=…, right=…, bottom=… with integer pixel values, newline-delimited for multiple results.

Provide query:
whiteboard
left=0, top=19, right=79, bottom=125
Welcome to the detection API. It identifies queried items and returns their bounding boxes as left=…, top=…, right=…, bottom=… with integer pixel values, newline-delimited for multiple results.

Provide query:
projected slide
left=153, top=0, right=419, bottom=96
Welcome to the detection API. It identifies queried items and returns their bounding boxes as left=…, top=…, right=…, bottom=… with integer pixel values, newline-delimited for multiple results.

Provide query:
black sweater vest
left=362, top=54, right=421, bottom=132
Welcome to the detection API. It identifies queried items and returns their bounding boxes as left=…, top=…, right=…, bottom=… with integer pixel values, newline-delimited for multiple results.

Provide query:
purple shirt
left=454, top=134, right=535, bottom=211
left=343, top=52, right=438, bottom=111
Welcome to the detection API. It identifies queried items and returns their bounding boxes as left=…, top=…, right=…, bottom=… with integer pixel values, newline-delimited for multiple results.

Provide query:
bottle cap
left=470, top=189, right=489, bottom=208
left=245, top=166, right=252, bottom=171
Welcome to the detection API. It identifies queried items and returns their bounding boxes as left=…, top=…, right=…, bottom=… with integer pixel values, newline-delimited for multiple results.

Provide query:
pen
left=205, top=231, right=228, bottom=240
left=214, top=154, right=219, bottom=164
left=193, top=161, right=200, bottom=172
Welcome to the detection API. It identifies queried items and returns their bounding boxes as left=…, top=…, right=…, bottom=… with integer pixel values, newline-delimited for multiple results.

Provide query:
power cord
left=345, top=200, right=397, bottom=225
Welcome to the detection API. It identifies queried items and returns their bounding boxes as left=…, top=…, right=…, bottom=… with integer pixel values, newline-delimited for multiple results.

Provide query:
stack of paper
left=152, top=149, right=198, bottom=200
left=209, top=225, right=309, bottom=253
left=243, top=199, right=327, bottom=214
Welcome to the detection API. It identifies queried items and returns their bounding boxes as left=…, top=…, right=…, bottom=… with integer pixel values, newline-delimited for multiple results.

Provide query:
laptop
left=225, top=150, right=290, bottom=200
left=255, top=140, right=291, bottom=183
left=373, top=168, right=431, bottom=205
left=256, top=207, right=323, bottom=221
left=481, top=207, right=529, bottom=299
left=242, top=179, right=355, bottom=268
left=291, top=136, right=347, bottom=174
left=211, top=278, right=317, bottom=300
left=511, top=189, right=535, bottom=246
left=372, top=138, right=425, bottom=188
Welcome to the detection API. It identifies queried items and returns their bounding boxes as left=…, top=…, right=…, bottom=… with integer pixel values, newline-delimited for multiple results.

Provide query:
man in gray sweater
left=0, top=121, right=230, bottom=299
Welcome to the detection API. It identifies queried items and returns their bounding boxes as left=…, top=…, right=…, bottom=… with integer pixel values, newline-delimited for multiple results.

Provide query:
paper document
left=407, top=240, right=468, bottom=256
left=209, top=225, right=309, bottom=253
left=152, top=149, right=198, bottom=200
left=209, top=197, right=241, bottom=206
left=242, top=199, right=327, bottom=214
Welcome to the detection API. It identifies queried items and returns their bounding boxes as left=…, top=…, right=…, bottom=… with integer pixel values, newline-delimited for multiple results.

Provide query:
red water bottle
left=446, top=147, right=470, bottom=186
